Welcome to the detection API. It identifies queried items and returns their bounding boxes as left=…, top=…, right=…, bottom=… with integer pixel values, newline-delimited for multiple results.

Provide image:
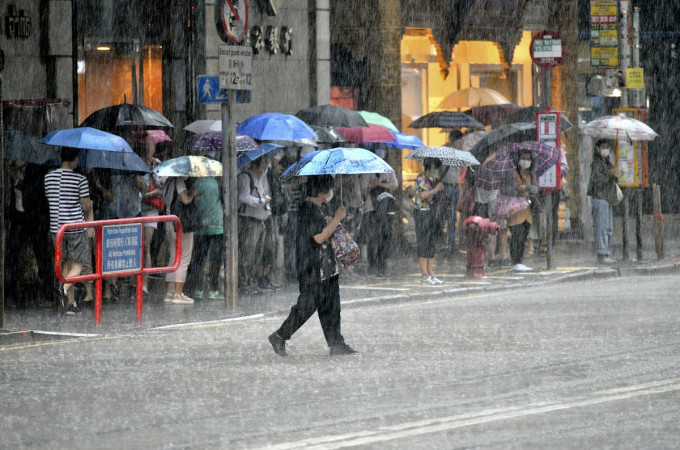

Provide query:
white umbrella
left=583, top=113, right=658, bottom=142
left=406, top=146, right=480, bottom=167
left=184, top=120, right=221, bottom=134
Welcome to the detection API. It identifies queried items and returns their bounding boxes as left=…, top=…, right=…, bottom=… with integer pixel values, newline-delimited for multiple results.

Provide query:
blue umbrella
left=41, top=127, right=150, bottom=172
left=236, top=113, right=316, bottom=142
left=382, top=131, right=425, bottom=150
left=237, top=143, right=283, bottom=169
left=281, top=147, right=394, bottom=177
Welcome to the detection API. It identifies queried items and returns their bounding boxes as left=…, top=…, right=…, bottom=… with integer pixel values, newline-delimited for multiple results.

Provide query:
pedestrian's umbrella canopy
left=469, top=122, right=536, bottom=161
left=3, top=130, right=54, bottom=165
left=336, top=124, right=395, bottom=143
left=452, top=130, right=489, bottom=151
left=295, top=104, right=368, bottom=128
left=467, top=103, right=520, bottom=126
left=358, top=110, right=399, bottom=131
left=475, top=141, right=560, bottom=191
left=583, top=113, right=658, bottom=142
left=383, top=131, right=425, bottom=149
left=493, top=106, right=574, bottom=131
left=311, top=126, right=347, bottom=145
left=236, top=143, right=283, bottom=169
left=41, top=127, right=150, bottom=172
left=408, top=111, right=485, bottom=130
left=80, top=103, right=174, bottom=130
left=435, top=87, right=512, bottom=110
left=184, top=119, right=221, bottom=134
left=237, top=113, right=316, bottom=142
left=154, top=155, right=223, bottom=177
left=281, top=147, right=394, bottom=177
left=406, top=146, right=480, bottom=167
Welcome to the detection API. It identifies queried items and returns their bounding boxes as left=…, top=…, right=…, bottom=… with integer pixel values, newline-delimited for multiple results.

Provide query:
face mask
left=431, top=171, right=440, bottom=179
left=519, top=160, right=531, bottom=169
left=599, top=148, right=610, bottom=158
left=325, top=190, right=334, bottom=203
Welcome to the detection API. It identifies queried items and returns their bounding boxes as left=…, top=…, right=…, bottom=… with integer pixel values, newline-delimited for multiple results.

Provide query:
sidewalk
left=2, top=238, right=679, bottom=344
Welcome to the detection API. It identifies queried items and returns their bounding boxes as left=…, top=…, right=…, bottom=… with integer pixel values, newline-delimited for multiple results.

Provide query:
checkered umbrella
left=406, top=146, right=480, bottom=167
left=475, top=141, right=560, bottom=191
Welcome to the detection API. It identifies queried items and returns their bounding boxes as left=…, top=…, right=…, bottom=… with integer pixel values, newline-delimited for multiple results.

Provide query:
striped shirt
left=44, top=169, right=89, bottom=233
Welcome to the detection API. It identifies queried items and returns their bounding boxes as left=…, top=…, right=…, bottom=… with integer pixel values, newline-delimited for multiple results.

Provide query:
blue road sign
left=102, top=224, right=143, bottom=274
left=198, top=75, right=251, bottom=103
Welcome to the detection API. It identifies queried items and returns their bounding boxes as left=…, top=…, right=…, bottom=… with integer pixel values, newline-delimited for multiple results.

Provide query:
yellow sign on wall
left=626, top=68, right=645, bottom=89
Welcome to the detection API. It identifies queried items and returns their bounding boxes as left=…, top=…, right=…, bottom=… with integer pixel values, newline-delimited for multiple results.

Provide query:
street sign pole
left=221, top=99, right=238, bottom=308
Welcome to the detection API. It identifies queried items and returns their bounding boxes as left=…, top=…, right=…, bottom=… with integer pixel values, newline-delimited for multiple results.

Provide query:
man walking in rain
left=268, top=175, right=358, bottom=356
left=44, top=147, right=93, bottom=315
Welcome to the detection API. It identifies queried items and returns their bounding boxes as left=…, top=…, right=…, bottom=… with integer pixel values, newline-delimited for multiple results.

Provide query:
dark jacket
left=587, top=155, right=617, bottom=204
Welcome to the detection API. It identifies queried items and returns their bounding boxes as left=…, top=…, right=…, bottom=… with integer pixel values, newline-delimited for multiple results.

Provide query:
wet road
left=2, top=275, right=679, bottom=448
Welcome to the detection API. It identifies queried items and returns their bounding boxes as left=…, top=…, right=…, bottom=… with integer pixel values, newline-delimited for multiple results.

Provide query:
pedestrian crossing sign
left=197, top=75, right=251, bottom=103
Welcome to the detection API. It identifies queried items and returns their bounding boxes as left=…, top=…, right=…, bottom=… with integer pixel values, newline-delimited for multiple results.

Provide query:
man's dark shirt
left=296, top=200, right=338, bottom=283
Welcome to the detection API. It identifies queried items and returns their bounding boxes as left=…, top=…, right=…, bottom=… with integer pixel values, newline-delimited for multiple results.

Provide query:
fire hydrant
left=462, top=216, right=499, bottom=279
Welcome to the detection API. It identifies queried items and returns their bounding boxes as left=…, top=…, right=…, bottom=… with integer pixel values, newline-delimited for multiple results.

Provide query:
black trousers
left=509, top=221, right=531, bottom=265
left=185, top=233, right=224, bottom=293
left=366, top=211, right=393, bottom=274
left=277, top=275, right=343, bottom=347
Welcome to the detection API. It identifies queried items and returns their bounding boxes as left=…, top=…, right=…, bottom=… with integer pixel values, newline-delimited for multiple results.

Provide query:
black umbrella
left=295, top=104, right=368, bottom=128
left=311, top=126, right=347, bottom=144
left=409, top=111, right=485, bottom=130
left=469, top=122, right=536, bottom=161
left=493, top=106, right=573, bottom=131
left=80, top=103, right=174, bottom=130
left=467, top=103, right=520, bottom=126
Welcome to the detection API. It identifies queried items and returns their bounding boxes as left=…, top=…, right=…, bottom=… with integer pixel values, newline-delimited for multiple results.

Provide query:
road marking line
left=150, top=313, right=265, bottom=330
left=340, top=286, right=412, bottom=291
left=262, top=378, right=680, bottom=449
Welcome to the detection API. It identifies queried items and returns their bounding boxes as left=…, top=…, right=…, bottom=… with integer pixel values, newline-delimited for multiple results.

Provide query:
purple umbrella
left=475, top=141, right=560, bottom=191
left=188, top=132, right=260, bottom=153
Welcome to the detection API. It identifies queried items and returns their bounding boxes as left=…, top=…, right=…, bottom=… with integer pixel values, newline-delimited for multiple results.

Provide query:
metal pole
left=545, top=68, right=553, bottom=270
left=221, top=96, right=238, bottom=308
left=0, top=73, right=4, bottom=328
left=619, top=7, right=630, bottom=261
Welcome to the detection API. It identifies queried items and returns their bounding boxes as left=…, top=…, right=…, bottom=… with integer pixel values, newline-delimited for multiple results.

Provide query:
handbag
left=614, top=184, right=624, bottom=205
left=170, top=192, right=202, bottom=233
left=492, top=192, right=530, bottom=220
left=143, top=183, right=165, bottom=211
left=331, top=224, right=360, bottom=265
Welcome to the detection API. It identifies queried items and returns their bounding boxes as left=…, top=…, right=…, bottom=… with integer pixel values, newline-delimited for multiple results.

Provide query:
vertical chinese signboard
left=536, top=109, right=562, bottom=191
left=590, top=0, right=618, bottom=68
left=613, top=108, right=649, bottom=188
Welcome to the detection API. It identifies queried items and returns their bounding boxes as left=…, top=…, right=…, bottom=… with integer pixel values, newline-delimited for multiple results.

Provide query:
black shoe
left=56, top=286, right=68, bottom=314
left=66, top=302, right=81, bottom=316
left=330, top=342, right=358, bottom=356
left=268, top=333, right=287, bottom=356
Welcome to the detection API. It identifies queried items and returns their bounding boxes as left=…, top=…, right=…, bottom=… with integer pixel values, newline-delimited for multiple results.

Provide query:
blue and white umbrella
left=237, top=143, right=283, bottom=169
left=281, top=147, right=394, bottom=177
left=236, top=113, right=316, bottom=142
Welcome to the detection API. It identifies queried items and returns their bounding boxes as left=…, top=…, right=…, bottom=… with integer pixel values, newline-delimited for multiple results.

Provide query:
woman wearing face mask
left=268, top=175, right=358, bottom=357
left=414, top=157, right=445, bottom=285
left=500, top=149, right=539, bottom=272
left=587, top=139, right=618, bottom=264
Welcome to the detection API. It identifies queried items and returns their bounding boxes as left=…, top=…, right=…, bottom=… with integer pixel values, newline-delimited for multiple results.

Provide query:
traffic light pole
left=222, top=97, right=238, bottom=308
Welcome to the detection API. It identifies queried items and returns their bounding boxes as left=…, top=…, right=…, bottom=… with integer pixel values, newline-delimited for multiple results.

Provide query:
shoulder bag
left=331, top=224, right=360, bottom=265
left=170, top=191, right=202, bottom=233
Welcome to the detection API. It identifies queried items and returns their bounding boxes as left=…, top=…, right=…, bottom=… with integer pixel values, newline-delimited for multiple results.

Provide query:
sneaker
left=268, top=333, right=287, bottom=356
left=512, top=263, right=533, bottom=272
left=598, top=255, right=617, bottom=265
left=330, top=342, right=358, bottom=356
left=56, top=287, right=68, bottom=313
left=171, top=293, right=194, bottom=305
left=429, top=276, right=444, bottom=285
left=65, top=302, right=80, bottom=316
left=420, top=276, right=437, bottom=285
left=208, top=290, right=225, bottom=300
left=163, top=294, right=175, bottom=303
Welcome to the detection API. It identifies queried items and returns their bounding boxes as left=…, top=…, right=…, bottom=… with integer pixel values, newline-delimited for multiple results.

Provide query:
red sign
left=530, top=31, right=564, bottom=69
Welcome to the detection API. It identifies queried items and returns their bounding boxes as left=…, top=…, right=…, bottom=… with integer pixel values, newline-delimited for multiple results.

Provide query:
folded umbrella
left=406, top=146, right=480, bottom=167
left=336, top=124, right=395, bottom=143
left=281, top=147, right=394, bottom=177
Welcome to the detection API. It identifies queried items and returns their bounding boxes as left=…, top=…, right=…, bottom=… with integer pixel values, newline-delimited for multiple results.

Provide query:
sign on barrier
left=102, top=224, right=142, bottom=274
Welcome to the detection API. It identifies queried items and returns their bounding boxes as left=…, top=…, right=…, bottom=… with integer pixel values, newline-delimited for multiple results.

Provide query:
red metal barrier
left=55, top=216, right=182, bottom=325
